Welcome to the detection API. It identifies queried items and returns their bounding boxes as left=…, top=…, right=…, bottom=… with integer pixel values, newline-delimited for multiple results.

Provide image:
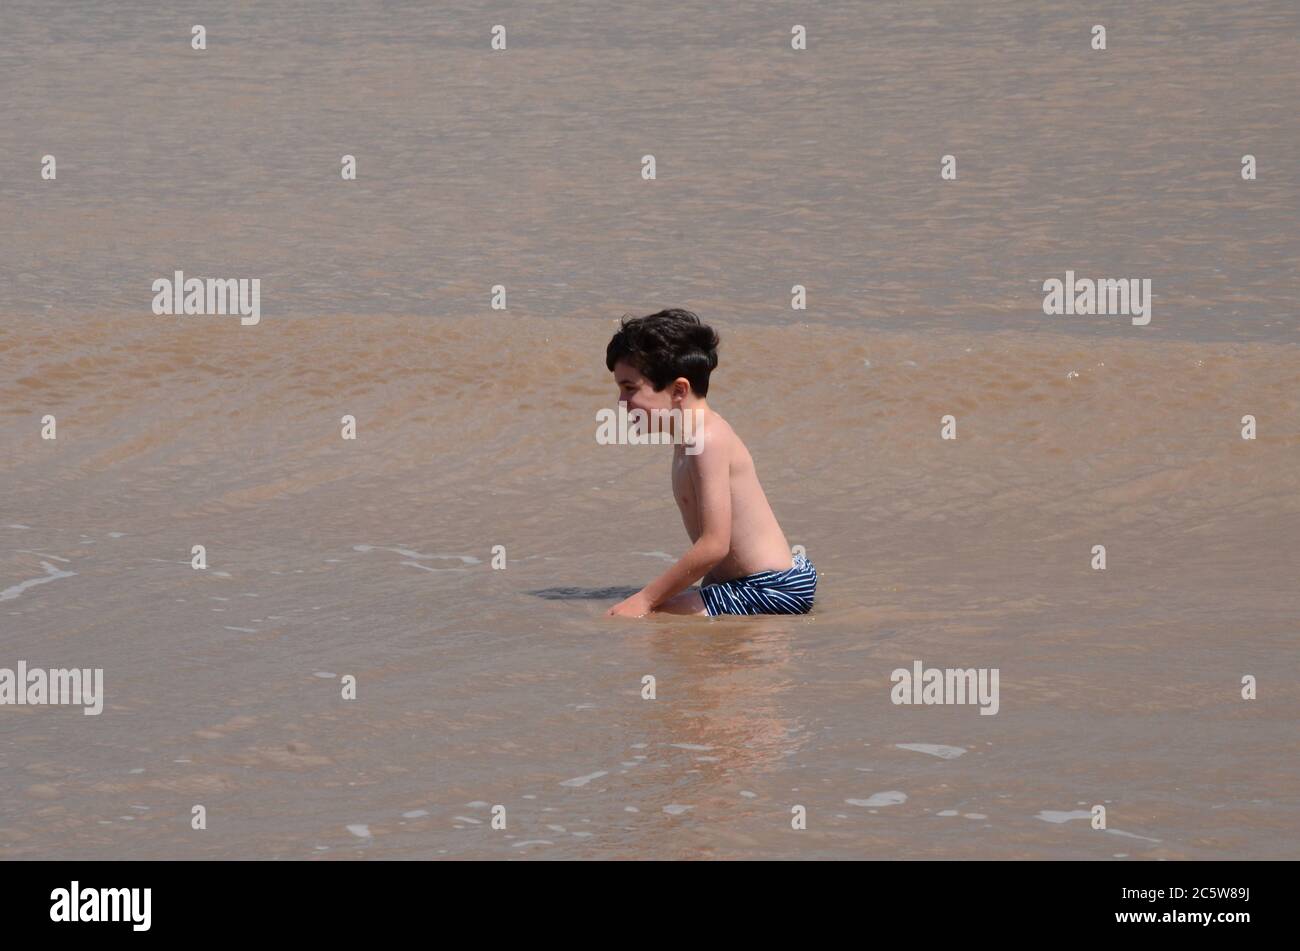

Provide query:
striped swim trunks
left=699, top=552, right=818, bottom=617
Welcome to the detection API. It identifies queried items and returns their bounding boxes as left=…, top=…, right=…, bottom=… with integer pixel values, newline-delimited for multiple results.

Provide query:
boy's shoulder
left=703, top=408, right=738, bottom=442
left=683, top=408, right=742, bottom=463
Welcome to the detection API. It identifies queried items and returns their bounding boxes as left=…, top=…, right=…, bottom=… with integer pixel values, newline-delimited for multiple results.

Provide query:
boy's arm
left=625, top=441, right=732, bottom=612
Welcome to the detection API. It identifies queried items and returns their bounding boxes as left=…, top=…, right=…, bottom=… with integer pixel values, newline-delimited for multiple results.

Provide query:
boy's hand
left=606, top=592, right=654, bottom=618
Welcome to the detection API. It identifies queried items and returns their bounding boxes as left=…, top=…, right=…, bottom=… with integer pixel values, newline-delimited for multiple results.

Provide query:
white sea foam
left=896, top=743, right=966, bottom=759
left=559, top=771, right=607, bottom=787
left=1, top=561, right=77, bottom=601
left=402, top=561, right=468, bottom=573
left=846, top=791, right=908, bottom=808
left=1107, top=828, right=1162, bottom=843
left=353, top=544, right=481, bottom=564
left=1036, top=810, right=1092, bottom=824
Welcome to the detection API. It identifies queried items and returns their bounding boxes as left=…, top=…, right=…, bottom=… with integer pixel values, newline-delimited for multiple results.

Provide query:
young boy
left=603, top=309, right=817, bottom=618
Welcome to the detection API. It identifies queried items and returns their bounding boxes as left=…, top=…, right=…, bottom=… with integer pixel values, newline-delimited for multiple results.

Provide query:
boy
left=603, top=309, right=817, bottom=618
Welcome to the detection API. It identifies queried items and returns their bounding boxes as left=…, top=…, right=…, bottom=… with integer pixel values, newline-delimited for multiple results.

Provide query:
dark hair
left=605, top=308, right=720, bottom=397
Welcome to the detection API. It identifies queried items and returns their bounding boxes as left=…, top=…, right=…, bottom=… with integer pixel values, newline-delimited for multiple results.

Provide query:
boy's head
left=606, top=309, right=719, bottom=418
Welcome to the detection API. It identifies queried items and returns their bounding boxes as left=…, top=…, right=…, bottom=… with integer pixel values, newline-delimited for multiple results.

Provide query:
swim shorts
left=699, top=552, right=818, bottom=617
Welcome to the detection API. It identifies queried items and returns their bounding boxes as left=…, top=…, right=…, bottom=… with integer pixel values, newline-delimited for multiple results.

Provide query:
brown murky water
left=1, top=0, right=1298, bottom=859
left=3, top=314, right=1297, bottom=858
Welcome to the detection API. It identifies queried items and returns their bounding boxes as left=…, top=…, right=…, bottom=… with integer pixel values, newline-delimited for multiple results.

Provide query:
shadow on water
left=529, top=585, right=642, bottom=601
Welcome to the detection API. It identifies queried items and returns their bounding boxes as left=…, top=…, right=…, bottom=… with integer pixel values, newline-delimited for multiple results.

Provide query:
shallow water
left=2, top=314, right=1297, bottom=859
left=1, top=0, right=1297, bottom=340
left=1, top=0, right=1298, bottom=859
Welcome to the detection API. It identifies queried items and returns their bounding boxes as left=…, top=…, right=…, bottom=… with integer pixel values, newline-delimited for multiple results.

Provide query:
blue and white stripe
left=700, top=552, right=818, bottom=617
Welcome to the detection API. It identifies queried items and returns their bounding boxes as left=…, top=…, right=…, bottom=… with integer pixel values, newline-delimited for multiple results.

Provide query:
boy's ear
left=672, top=377, right=692, bottom=400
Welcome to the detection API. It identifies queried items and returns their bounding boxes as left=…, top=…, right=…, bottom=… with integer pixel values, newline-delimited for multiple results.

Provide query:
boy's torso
left=672, top=412, right=794, bottom=584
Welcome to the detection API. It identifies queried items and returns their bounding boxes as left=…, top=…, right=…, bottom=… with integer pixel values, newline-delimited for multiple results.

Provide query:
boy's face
left=613, top=359, right=675, bottom=433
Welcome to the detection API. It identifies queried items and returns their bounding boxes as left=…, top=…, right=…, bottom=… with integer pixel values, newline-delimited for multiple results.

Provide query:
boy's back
left=670, top=408, right=793, bottom=585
